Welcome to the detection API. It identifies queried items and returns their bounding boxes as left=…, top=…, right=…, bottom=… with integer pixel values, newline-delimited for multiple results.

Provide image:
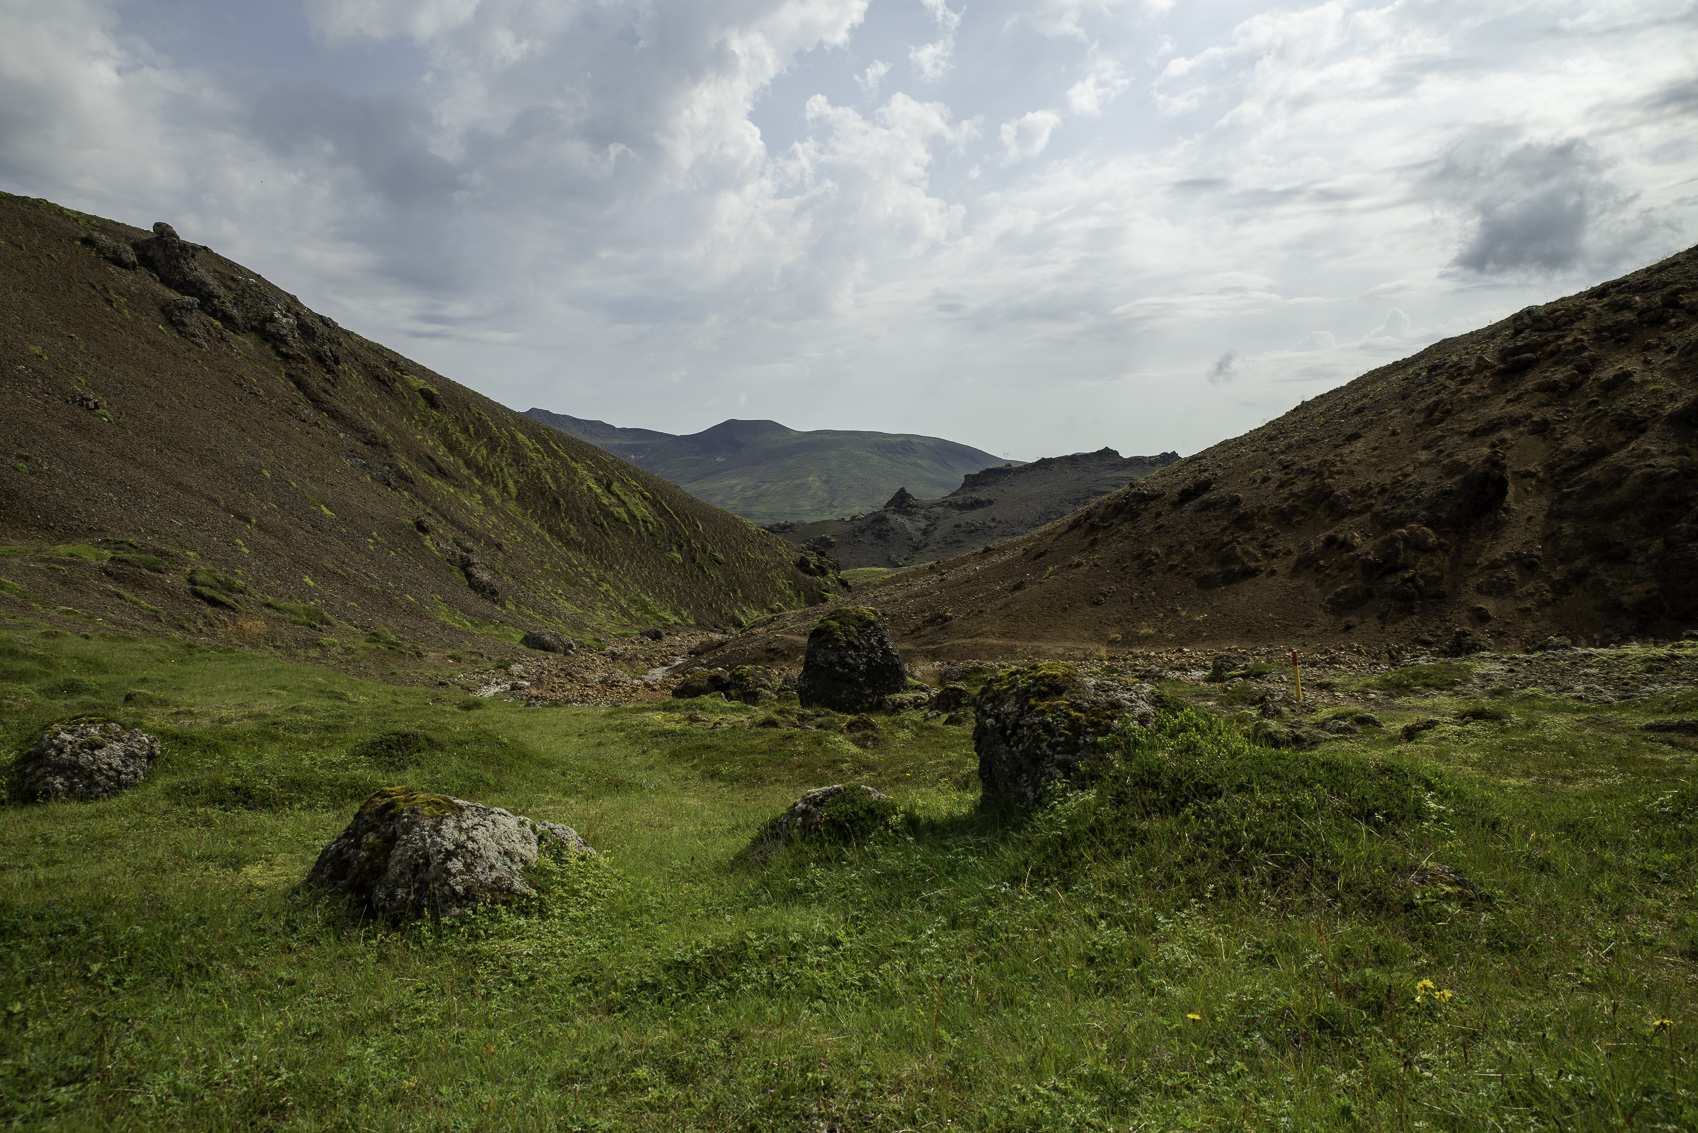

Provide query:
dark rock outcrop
left=673, top=669, right=731, bottom=699
left=520, top=630, right=575, bottom=654
left=19, top=717, right=159, bottom=802
left=307, top=786, right=593, bottom=921
left=796, top=607, right=906, bottom=712
left=973, top=663, right=1154, bottom=809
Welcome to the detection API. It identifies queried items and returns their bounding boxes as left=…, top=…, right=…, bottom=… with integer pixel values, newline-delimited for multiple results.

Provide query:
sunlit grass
left=0, top=617, right=1693, bottom=1129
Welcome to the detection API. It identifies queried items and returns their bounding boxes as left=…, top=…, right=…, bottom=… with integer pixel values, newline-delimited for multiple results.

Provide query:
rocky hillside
left=525, top=410, right=1006, bottom=525
left=707, top=242, right=1698, bottom=664
left=767, top=448, right=1179, bottom=569
left=0, top=193, right=835, bottom=652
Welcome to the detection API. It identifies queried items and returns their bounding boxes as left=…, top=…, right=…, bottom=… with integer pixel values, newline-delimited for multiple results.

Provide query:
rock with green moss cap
left=307, top=786, right=593, bottom=920
left=747, top=784, right=896, bottom=857
left=21, top=717, right=159, bottom=802
left=796, top=606, right=906, bottom=712
left=974, top=663, right=1154, bottom=809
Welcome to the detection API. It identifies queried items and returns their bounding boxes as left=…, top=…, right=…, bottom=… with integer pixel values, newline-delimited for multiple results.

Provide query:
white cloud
left=1066, top=59, right=1132, bottom=116
left=999, top=110, right=1061, bottom=163
left=909, top=0, right=962, bottom=82
left=857, top=58, right=890, bottom=95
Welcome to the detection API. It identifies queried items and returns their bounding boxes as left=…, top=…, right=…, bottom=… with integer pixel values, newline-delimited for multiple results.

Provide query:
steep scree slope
left=768, top=448, right=1180, bottom=569
left=525, top=409, right=1007, bottom=525
left=710, top=243, right=1698, bottom=663
left=0, top=194, right=832, bottom=649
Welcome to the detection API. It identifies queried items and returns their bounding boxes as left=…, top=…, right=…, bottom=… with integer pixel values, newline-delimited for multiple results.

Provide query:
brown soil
left=0, top=194, right=833, bottom=659
left=767, top=448, right=1179, bottom=568
left=702, top=243, right=1698, bottom=669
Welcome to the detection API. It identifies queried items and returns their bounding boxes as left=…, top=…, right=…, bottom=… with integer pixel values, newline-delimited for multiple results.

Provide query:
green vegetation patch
left=1022, top=706, right=1452, bottom=911
left=264, top=599, right=332, bottom=628
left=0, top=624, right=1693, bottom=1130
left=1364, top=659, right=1473, bottom=694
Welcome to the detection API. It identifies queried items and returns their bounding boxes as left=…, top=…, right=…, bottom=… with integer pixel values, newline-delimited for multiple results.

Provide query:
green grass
left=0, top=621, right=1693, bottom=1129
left=840, top=566, right=900, bottom=589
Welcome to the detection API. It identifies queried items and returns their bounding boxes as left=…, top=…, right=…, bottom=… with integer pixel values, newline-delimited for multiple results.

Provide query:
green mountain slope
left=0, top=193, right=833, bottom=651
left=525, top=410, right=1007, bottom=524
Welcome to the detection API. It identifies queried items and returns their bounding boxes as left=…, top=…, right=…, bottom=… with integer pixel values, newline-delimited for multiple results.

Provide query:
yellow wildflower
left=1186, top=1013, right=1202, bottom=1022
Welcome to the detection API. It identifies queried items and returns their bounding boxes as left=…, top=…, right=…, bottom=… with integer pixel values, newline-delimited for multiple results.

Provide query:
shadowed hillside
left=767, top=448, right=1180, bottom=569
left=0, top=193, right=834, bottom=652
left=526, top=408, right=1007, bottom=525
left=706, top=243, right=1698, bottom=665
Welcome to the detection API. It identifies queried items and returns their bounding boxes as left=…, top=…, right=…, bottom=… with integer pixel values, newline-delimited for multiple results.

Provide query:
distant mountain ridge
left=767, top=447, right=1181, bottom=568
left=525, top=410, right=1009, bottom=524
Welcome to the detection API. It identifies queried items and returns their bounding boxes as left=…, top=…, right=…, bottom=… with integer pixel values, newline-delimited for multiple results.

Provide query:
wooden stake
left=1291, top=649, right=1303, bottom=702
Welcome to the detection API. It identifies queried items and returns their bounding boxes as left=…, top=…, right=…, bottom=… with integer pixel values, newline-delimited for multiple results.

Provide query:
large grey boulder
left=974, top=663, right=1154, bottom=809
left=20, top=718, right=159, bottom=802
left=796, top=606, right=906, bottom=713
left=307, top=786, right=593, bottom=920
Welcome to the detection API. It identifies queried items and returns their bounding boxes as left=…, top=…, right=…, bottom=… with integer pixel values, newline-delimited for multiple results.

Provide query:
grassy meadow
left=0, top=615, right=1694, bottom=1130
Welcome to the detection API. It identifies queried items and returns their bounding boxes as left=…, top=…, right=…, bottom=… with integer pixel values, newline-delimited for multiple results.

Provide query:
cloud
left=1066, top=59, right=1132, bottom=116
left=1368, top=308, right=1411, bottom=339
left=1000, top=110, right=1061, bottom=164
left=1428, top=135, right=1635, bottom=275
left=304, top=0, right=482, bottom=43
left=909, top=0, right=961, bottom=82
left=1207, top=350, right=1238, bottom=384
left=857, top=59, right=890, bottom=96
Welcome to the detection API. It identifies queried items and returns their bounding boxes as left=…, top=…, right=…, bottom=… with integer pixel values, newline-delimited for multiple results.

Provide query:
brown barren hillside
left=711, top=244, right=1698, bottom=665
left=0, top=193, right=834, bottom=652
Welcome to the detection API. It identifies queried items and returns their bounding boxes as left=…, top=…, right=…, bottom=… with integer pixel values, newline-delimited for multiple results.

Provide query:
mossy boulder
left=796, top=606, right=905, bottom=713
left=20, top=717, right=159, bottom=802
left=974, top=663, right=1154, bottom=810
left=307, top=786, right=593, bottom=921
left=673, top=669, right=731, bottom=699
left=747, top=784, right=896, bottom=857
left=727, top=665, right=780, bottom=705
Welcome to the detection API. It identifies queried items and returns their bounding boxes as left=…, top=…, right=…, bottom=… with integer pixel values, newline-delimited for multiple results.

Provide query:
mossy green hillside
left=0, top=622, right=1694, bottom=1129
left=0, top=191, right=828, bottom=653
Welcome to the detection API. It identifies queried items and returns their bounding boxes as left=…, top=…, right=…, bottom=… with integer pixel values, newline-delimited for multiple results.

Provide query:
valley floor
left=1, top=614, right=1695, bottom=1130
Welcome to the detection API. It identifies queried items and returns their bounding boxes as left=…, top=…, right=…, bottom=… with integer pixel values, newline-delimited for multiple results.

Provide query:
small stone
left=1208, top=652, right=1249, bottom=683
left=20, top=717, right=158, bottom=802
left=931, top=683, right=971, bottom=712
left=638, top=628, right=664, bottom=641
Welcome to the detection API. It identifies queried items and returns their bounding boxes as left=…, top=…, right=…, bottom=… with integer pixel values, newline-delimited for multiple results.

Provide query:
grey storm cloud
left=1430, top=136, right=1629, bottom=275
left=1207, top=351, right=1238, bottom=385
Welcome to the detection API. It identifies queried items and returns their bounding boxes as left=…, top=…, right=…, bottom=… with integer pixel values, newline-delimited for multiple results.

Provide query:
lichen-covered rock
left=307, top=786, right=593, bottom=920
left=520, top=629, right=575, bottom=654
left=20, top=717, right=159, bottom=802
left=973, top=663, right=1154, bottom=809
left=748, top=784, right=895, bottom=856
left=727, top=665, right=781, bottom=705
left=796, top=606, right=905, bottom=712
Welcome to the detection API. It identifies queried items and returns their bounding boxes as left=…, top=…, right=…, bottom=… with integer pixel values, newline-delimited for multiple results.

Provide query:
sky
left=2, top=0, right=1696, bottom=461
